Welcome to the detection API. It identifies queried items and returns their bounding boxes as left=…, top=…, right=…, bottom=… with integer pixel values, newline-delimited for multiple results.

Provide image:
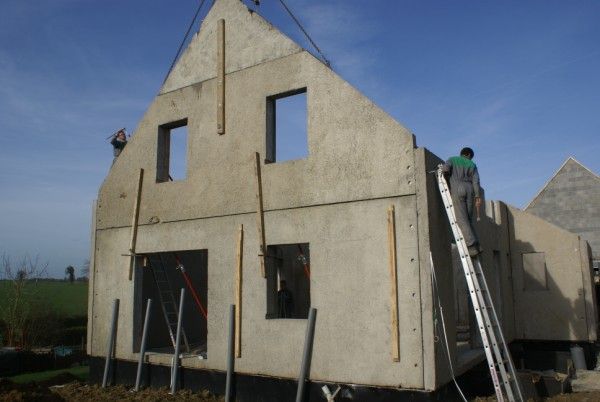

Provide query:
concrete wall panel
left=161, top=0, right=302, bottom=94
left=414, top=148, right=450, bottom=390
left=89, top=227, right=136, bottom=358
left=91, top=197, right=423, bottom=388
left=508, top=206, right=597, bottom=341
left=96, top=51, right=414, bottom=230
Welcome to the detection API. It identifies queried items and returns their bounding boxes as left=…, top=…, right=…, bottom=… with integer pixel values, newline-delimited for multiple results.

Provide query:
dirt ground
left=0, top=375, right=223, bottom=402
left=2, top=375, right=600, bottom=401
left=474, top=393, right=600, bottom=402
left=51, top=383, right=224, bottom=402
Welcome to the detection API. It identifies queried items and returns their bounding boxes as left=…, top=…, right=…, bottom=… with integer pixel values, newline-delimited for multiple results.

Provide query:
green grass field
left=0, top=280, right=88, bottom=317
left=8, top=366, right=89, bottom=384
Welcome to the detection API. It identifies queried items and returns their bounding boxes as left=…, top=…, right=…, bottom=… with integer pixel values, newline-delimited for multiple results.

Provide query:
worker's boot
left=468, top=244, right=481, bottom=257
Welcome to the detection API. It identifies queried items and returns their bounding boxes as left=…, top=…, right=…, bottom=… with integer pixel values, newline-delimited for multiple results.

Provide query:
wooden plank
left=387, top=204, right=400, bottom=361
left=217, top=19, right=225, bottom=135
left=128, top=168, right=144, bottom=280
left=235, top=224, right=244, bottom=357
left=254, top=152, right=266, bottom=278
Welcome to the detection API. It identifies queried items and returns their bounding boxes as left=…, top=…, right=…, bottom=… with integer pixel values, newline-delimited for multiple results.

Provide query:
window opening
left=134, top=249, right=208, bottom=358
left=265, top=243, right=310, bottom=319
left=157, top=119, right=188, bottom=182
left=266, top=89, right=308, bottom=163
left=522, top=252, right=548, bottom=291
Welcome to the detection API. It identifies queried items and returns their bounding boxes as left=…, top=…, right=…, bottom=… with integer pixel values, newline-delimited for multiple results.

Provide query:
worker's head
left=117, top=130, right=126, bottom=140
left=460, top=147, right=474, bottom=159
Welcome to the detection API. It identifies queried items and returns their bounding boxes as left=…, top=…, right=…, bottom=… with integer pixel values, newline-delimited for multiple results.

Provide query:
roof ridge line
left=524, top=156, right=599, bottom=210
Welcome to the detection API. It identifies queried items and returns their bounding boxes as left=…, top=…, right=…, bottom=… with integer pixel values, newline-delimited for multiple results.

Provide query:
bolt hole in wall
left=157, top=119, right=188, bottom=182
left=265, top=243, right=310, bottom=319
left=135, top=250, right=208, bottom=357
left=265, top=88, right=308, bottom=163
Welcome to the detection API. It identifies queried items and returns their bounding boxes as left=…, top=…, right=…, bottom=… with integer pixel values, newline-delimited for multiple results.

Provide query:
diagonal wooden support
left=387, top=205, right=400, bottom=362
left=235, top=224, right=244, bottom=358
left=128, top=168, right=144, bottom=280
left=217, top=19, right=225, bottom=135
left=254, top=152, right=267, bottom=278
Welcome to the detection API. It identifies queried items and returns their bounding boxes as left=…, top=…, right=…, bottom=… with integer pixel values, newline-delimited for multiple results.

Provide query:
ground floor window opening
left=135, top=250, right=208, bottom=358
left=265, top=243, right=310, bottom=319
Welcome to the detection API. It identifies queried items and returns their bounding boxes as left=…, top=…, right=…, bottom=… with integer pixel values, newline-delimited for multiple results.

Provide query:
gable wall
left=89, top=14, right=426, bottom=387
left=161, top=0, right=302, bottom=94
left=96, top=51, right=415, bottom=230
left=527, top=159, right=600, bottom=260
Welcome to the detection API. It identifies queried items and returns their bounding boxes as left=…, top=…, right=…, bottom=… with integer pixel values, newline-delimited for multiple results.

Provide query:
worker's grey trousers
left=450, top=181, right=479, bottom=247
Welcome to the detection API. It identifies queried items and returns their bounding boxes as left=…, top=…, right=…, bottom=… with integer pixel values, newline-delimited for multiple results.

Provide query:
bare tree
left=1, top=254, right=48, bottom=347
left=81, top=259, right=90, bottom=279
left=65, top=265, right=75, bottom=283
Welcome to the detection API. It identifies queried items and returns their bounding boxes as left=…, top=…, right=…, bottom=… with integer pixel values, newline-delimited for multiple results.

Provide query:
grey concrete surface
left=508, top=205, right=597, bottom=341
left=88, top=0, right=598, bottom=393
left=161, top=0, right=302, bottom=95
left=97, top=50, right=415, bottom=231
left=526, top=157, right=600, bottom=261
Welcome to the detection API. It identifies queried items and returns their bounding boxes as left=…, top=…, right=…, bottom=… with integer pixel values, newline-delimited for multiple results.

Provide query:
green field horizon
left=0, top=280, right=88, bottom=317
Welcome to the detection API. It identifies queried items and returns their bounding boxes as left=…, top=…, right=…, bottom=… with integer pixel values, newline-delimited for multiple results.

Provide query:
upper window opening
left=266, top=88, right=308, bottom=163
left=157, top=119, right=188, bottom=182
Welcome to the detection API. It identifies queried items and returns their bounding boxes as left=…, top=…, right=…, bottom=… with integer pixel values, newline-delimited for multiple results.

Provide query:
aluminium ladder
left=147, top=255, right=190, bottom=352
left=436, top=168, right=523, bottom=402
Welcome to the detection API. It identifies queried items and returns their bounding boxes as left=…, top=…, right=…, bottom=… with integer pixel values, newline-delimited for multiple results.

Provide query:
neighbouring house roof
left=525, top=157, right=600, bottom=259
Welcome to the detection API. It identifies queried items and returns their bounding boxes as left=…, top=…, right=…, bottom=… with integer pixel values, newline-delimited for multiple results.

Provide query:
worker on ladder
left=442, top=147, right=482, bottom=257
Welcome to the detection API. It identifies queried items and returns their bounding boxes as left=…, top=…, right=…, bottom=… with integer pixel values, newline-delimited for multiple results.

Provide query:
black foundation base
left=89, top=356, right=478, bottom=402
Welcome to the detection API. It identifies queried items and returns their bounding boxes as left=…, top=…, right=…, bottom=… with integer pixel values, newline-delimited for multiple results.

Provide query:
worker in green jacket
left=442, top=147, right=482, bottom=257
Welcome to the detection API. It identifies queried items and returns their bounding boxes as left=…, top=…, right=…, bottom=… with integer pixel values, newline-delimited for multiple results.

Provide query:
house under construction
left=87, top=0, right=598, bottom=400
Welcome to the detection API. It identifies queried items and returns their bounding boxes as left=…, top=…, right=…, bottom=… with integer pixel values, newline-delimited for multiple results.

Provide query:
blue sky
left=0, top=0, right=598, bottom=277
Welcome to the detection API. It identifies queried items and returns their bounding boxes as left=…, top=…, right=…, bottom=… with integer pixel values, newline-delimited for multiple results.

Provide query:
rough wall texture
left=414, top=148, right=452, bottom=390
left=161, top=0, right=302, bottom=94
left=508, top=205, right=597, bottom=342
left=88, top=0, right=598, bottom=393
left=97, top=50, right=415, bottom=230
left=526, top=158, right=600, bottom=260
left=90, top=0, right=425, bottom=390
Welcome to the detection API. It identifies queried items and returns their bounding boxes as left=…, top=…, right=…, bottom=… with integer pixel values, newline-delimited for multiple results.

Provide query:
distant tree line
left=0, top=254, right=88, bottom=349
